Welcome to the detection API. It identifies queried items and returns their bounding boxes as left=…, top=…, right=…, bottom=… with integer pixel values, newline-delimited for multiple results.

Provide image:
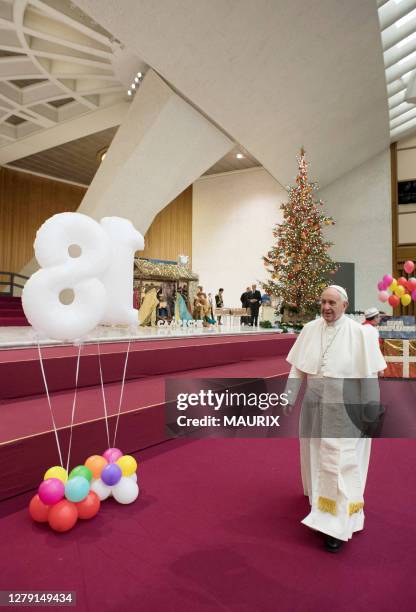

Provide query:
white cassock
left=286, top=314, right=386, bottom=541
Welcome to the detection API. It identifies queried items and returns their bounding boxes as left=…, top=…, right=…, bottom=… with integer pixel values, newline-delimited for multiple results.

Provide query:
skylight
left=378, top=0, right=416, bottom=140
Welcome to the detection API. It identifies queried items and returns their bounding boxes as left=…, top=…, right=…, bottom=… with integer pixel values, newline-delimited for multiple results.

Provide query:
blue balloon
left=65, top=476, right=90, bottom=502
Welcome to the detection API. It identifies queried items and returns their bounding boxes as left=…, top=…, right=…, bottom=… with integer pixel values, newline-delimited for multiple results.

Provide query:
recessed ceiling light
left=236, top=153, right=244, bottom=159
left=127, top=89, right=132, bottom=96
left=135, top=77, right=139, bottom=83
left=97, top=147, right=108, bottom=163
left=137, top=72, right=142, bottom=78
left=132, top=83, right=136, bottom=89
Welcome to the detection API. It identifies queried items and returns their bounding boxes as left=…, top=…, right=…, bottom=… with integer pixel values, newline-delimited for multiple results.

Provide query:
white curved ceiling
left=73, top=0, right=390, bottom=188
left=0, top=0, right=136, bottom=150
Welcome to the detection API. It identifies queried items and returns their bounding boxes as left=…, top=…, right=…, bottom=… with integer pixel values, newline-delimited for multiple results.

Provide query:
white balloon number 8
left=22, top=213, right=144, bottom=341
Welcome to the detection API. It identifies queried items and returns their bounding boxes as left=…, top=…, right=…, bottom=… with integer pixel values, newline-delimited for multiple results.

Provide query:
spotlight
left=137, top=72, right=142, bottom=78
left=127, top=90, right=132, bottom=96
left=135, top=77, right=139, bottom=83
left=132, top=83, right=136, bottom=89
left=236, top=153, right=244, bottom=159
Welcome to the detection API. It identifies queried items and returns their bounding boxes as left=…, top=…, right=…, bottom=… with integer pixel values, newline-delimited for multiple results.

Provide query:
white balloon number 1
left=22, top=213, right=144, bottom=341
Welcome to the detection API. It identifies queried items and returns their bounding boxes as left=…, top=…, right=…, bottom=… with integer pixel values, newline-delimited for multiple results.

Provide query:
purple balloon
left=383, top=274, right=393, bottom=286
left=102, top=448, right=123, bottom=463
left=412, top=290, right=416, bottom=301
left=38, top=478, right=65, bottom=505
left=101, top=463, right=122, bottom=486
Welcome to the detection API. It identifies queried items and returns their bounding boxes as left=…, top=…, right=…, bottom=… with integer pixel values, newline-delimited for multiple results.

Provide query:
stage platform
left=0, top=323, right=281, bottom=349
left=0, top=331, right=296, bottom=500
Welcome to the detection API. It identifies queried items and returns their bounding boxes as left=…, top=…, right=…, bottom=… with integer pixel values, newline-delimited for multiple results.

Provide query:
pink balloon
left=377, top=281, right=385, bottom=291
left=383, top=274, right=393, bottom=286
left=412, top=290, right=416, bottom=301
left=378, top=291, right=389, bottom=303
left=38, top=478, right=65, bottom=505
left=102, top=448, right=123, bottom=463
left=404, top=260, right=415, bottom=274
left=408, top=277, right=416, bottom=290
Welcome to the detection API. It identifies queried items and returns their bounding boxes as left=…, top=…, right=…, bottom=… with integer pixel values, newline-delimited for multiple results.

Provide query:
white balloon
left=112, top=477, right=139, bottom=504
left=129, top=473, right=137, bottom=482
left=22, top=213, right=110, bottom=341
left=90, top=478, right=112, bottom=501
left=99, top=217, right=144, bottom=325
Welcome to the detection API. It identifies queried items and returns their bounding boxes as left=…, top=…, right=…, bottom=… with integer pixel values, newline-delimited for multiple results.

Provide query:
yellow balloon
left=395, top=285, right=405, bottom=297
left=401, top=294, right=411, bottom=306
left=389, top=279, right=398, bottom=291
left=44, top=466, right=68, bottom=483
left=116, top=455, right=137, bottom=477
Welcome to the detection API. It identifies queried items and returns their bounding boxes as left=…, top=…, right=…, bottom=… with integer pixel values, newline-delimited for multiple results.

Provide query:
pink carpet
left=0, top=438, right=414, bottom=611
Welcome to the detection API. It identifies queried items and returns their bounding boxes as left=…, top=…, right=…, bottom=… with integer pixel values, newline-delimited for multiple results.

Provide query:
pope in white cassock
left=286, top=285, right=386, bottom=552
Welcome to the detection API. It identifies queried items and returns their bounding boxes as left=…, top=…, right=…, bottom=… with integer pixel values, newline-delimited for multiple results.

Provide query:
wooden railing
left=0, top=272, right=29, bottom=296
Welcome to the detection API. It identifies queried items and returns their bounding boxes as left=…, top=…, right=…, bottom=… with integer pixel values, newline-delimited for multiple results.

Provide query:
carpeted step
left=0, top=355, right=292, bottom=500
left=0, top=317, right=29, bottom=326
left=0, top=309, right=26, bottom=316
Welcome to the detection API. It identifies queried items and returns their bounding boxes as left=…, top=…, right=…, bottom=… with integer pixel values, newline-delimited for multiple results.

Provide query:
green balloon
left=69, top=465, right=92, bottom=482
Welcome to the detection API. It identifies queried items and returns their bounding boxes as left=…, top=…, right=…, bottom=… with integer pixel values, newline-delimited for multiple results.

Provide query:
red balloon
left=76, top=491, right=100, bottom=520
left=397, top=277, right=408, bottom=287
left=407, top=277, right=416, bottom=290
left=388, top=295, right=400, bottom=308
left=29, top=494, right=50, bottom=523
left=48, top=500, right=78, bottom=532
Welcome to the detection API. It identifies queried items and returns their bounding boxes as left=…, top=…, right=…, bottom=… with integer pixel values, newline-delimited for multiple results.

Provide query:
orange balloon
left=48, top=500, right=78, bottom=532
left=76, top=491, right=100, bottom=520
left=29, top=494, right=50, bottom=523
left=84, top=455, right=108, bottom=479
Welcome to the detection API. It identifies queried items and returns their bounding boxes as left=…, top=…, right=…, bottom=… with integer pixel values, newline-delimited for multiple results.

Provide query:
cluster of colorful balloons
left=89, top=448, right=139, bottom=504
left=28, top=448, right=139, bottom=532
left=378, top=261, right=416, bottom=308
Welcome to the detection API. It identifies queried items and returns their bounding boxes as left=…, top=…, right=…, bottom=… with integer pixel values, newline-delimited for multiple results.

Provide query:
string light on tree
left=262, top=148, right=337, bottom=316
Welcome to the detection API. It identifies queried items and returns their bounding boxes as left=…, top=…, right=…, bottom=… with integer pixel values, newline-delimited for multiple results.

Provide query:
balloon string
left=37, top=343, right=63, bottom=468
left=113, top=341, right=131, bottom=448
left=97, top=342, right=111, bottom=448
left=65, top=344, right=82, bottom=474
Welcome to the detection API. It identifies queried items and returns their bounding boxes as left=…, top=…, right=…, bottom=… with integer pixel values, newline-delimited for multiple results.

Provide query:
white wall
left=193, top=151, right=392, bottom=313
left=319, top=149, right=391, bottom=311
left=192, top=168, right=287, bottom=307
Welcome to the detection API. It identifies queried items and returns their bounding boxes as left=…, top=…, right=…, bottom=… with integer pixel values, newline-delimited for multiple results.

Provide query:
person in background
left=248, top=283, right=262, bottom=326
left=208, top=293, right=215, bottom=320
left=215, top=288, right=224, bottom=325
left=240, top=286, right=251, bottom=325
left=362, top=307, right=382, bottom=347
left=362, top=308, right=380, bottom=330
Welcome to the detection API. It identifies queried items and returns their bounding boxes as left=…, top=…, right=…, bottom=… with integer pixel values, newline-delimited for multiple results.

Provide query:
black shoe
left=324, top=535, right=344, bottom=553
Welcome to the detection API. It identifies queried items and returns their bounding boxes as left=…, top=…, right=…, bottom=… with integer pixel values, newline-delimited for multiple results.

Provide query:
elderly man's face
left=320, top=288, right=347, bottom=323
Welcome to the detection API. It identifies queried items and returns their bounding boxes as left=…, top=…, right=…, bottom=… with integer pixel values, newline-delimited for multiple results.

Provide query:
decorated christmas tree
left=263, top=149, right=337, bottom=318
